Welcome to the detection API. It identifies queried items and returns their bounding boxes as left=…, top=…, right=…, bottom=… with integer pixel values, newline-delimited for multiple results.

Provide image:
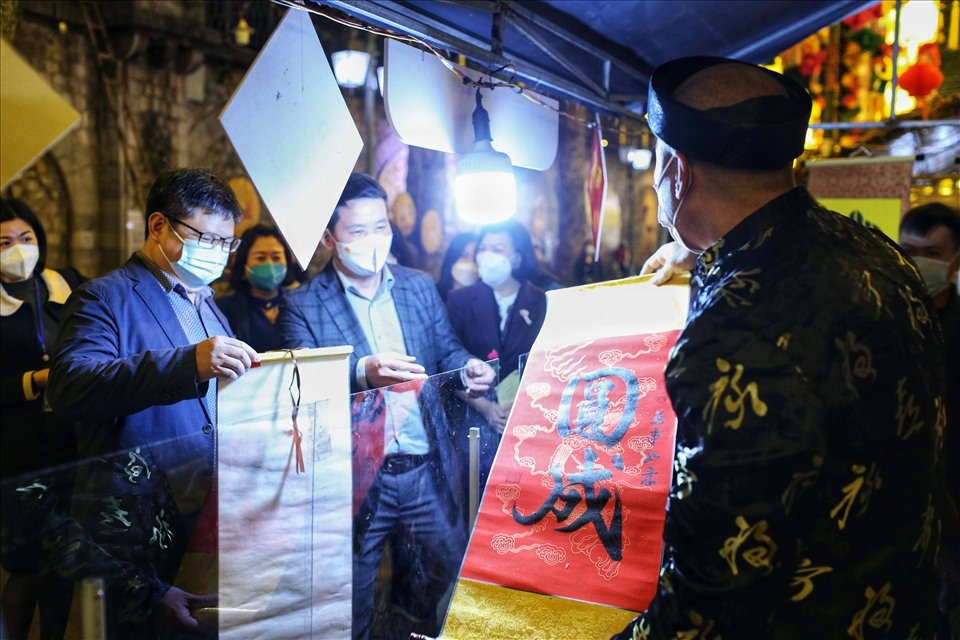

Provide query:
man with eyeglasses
left=46, top=168, right=259, bottom=638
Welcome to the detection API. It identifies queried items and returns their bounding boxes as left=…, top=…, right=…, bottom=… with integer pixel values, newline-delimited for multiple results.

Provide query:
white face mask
left=451, top=259, right=479, bottom=287
left=335, top=233, right=393, bottom=277
left=159, top=224, right=230, bottom=289
left=654, top=152, right=698, bottom=254
left=912, top=256, right=951, bottom=297
left=476, top=251, right=513, bottom=287
left=0, top=243, right=40, bottom=281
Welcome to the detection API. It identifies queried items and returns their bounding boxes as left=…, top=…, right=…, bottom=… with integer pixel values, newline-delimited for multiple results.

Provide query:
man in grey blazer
left=278, top=173, right=495, bottom=640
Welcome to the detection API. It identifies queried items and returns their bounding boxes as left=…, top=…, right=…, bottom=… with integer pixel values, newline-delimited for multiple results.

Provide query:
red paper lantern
left=899, top=62, right=944, bottom=98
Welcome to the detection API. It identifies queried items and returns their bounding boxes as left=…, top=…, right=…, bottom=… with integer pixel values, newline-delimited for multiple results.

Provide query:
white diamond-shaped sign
left=1, top=38, right=80, bottom=190
left=220, top=9, right=363, bottom=268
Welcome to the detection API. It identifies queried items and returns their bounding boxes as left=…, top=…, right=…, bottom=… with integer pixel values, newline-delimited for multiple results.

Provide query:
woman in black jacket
left=1, top=197, right=86, bottom=639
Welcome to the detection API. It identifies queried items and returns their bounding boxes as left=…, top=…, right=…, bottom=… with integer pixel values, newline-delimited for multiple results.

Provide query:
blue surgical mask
left=159, top=224, right=229, bottom=289
left=246, top=262, right=287, bottom=291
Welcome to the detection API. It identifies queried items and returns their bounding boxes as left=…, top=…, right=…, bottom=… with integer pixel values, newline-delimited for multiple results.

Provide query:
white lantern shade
left=455, top=141, right=516, bottom=224
left=331, top=50, right=370, bottom=89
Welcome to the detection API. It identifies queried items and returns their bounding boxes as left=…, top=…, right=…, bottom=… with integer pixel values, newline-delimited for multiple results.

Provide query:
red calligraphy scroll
left=443, top=275, right=690, bottom=636
left=460, top=331, right=679, bottom=610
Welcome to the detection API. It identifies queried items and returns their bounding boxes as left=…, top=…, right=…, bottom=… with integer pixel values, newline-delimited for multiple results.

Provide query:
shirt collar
left=0, top=269, right=74, bottom=316
left=335, top=264, right=395, bottom=299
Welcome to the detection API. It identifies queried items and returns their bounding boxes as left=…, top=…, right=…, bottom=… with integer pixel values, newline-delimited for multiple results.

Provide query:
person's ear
left=674, top=151, right=692, bottom=200
left=320, top=228, right=337, bottom=252
left=949, top=248, right=960, bottom=277
left=146, top=212, right=166, bottom=242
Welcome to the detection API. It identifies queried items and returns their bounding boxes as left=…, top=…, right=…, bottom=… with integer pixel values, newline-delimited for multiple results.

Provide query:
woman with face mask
left=445, top=220, right=547, bottom=495
left=1, top=197, right=86, bottom=639
left=436, top=231, right=478, bottom=302
left=216, top=224, right=304, bottom=353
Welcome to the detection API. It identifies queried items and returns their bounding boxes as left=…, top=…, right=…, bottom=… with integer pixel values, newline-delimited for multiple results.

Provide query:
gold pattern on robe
left=790, top=557, right=833, bottom=601
left=98, top=496, right=132, bottom=532
left=776, top=333, right=791, bottom=350
left=829, top=463, right=881, bottom=530
left=659, top=563, right=675, bottom=594
left=847, top=582, right=895, bottom=640
left=852, top=270, right=883, bottom=318
left=895, top=377, right=925, bottom=440
left=149, top=509, right=174, bottom=550
left=123, top=447, right=152, bottom=484
left=746, top=226, right=774, bottom=250
left=675, top=610, right=720, bottom=640
left=934, top=396, right=946, bottom=454
left=898, top=285, right=932, bottom=339
left=700, top=241, right=722, bottom=273
left=714, top=268, right=762, bottom=308
left=834, top=331, right=877, bottom=398
left=719, top=516, right=777, bottom=576
left=672, top=446, right=699, bottom=500
left=667, top=349, right=688, bottom=379
left=629, top=617, right=650, bottom=640
left=781, top=455, right=823, bottom=514
left=703, top=358, right=768, bottom=434
left=912, top=492, right=936, bottom=563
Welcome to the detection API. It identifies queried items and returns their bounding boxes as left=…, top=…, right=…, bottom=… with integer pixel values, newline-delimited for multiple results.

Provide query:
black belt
left=381, top=454, right=429, bottom=474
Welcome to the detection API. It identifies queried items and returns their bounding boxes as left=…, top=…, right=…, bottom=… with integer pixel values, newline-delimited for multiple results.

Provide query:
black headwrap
left=647, top=56, right=812, bottom=170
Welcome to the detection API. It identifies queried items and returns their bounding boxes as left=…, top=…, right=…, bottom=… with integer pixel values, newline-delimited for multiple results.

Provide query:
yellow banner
left=819, top=197, right=902, bottom=241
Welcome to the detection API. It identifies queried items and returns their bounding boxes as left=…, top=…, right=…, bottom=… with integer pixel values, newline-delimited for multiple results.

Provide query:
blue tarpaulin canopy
left=313, top=0, right=876, bottom=122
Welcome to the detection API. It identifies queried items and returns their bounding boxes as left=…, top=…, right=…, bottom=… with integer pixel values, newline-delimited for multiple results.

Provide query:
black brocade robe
left=615, top=187, right=944, bottom=640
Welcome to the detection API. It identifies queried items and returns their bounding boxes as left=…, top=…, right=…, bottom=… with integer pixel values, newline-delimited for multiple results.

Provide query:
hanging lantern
left=898, top=61, right=944, bottom=97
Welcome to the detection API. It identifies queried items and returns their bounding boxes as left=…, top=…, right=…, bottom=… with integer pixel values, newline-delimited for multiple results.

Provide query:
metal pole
left=890, top=0, right=903, bottom=123
left=468, top=426, right=480, bottom=528
left=80, top=577, right=106, bottom=640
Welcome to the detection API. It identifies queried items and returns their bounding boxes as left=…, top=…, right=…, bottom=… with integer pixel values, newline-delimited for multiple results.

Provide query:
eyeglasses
left=164, top=215, right=241, bottom=253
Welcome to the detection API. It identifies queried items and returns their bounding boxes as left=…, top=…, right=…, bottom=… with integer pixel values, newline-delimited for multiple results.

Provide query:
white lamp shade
left=455, top=140, right=517, bottom=224
left=455, top=171, right=517, bottom=224
left=331, top=50, right=370, bottom=88
left=454, top=140, right=517, bottom=225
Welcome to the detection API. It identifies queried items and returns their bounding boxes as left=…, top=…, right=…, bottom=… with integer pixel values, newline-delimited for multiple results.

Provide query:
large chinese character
left=557, top=367, right=639, bottom=448
left=513, top=449, right=623, bottom=560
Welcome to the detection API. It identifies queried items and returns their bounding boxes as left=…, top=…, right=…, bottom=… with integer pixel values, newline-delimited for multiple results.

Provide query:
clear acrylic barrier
left=351, top=360, right=500, bottom=640
left=0, top=360, right=502, bottom=640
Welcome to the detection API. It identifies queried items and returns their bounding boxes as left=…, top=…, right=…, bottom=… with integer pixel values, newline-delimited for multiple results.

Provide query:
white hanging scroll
left=212, top=347, right=353, bottom=639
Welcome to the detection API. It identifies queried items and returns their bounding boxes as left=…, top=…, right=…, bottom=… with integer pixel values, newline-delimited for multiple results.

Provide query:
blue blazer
left=46, top=254, right=231, bottom=610
left=49, top=254, right=225, bottom=474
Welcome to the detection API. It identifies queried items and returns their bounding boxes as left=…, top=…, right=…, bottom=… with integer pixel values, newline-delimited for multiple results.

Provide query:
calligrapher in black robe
left=615, top=187, right=944, bottom=639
